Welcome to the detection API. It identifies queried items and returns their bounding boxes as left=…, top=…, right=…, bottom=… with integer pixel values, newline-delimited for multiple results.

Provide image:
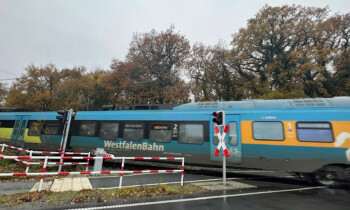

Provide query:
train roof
left=0, top=97, right=349, bottom=116
left=174, top=97, right=350, bottom=110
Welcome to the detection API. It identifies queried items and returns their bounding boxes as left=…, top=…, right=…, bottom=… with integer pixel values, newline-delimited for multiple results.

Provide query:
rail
left=0, top=153, right=185, bottom=192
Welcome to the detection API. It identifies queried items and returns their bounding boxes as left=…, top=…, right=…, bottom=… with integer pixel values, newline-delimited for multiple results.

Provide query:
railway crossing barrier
left=0, top=143, right=90, bottom=173
left=0, top=151, right=185, bottom=192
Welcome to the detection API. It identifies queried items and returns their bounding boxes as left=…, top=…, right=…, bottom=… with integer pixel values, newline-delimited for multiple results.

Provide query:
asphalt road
left=1, top=168, right=349, bottom=210
left=69, top=169, right=350, bottom=210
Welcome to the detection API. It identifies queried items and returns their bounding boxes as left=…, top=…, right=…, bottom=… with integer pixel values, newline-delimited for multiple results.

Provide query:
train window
left=297, top=122, right=333, bottom=142
left=19, top=120, right=27, bottom=136
left=43, top=121, right=60, bottom=135
left=12, top=121, right=20, bottom=135
left=99, top=122, right=119, bottom=140
left=123, top=123, right=144, bottom=141
left=179, top=124, right=204, bottom=144
left=0, top=120, right=15, bottom=128
left=28, top=121, right=43, bottom=136
left=149, top=124, right=172, bottom=142
left=253, top=122, right=284, bottom=140
left=79, top=122, right=97, bottom=136
left=228, top=122, right=238, bottom=146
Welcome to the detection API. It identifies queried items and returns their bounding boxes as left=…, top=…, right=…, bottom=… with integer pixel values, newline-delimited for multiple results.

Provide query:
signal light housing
left=56, top=110, right=68, bottom=125
left=212, top=111, right=224, bottom=126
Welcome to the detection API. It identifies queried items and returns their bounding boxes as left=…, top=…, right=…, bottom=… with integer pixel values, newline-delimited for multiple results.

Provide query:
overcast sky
left=1, top=0, right=349, bottom=82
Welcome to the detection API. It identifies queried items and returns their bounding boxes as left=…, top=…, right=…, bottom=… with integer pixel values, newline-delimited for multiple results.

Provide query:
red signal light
left=212, top=111, right=223, bottom=126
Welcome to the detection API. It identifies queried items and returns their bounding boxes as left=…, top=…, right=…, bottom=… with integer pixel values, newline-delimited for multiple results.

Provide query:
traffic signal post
left=212, top=110, right=229, bottom=185
left=57, top=108, right=75, bottom=172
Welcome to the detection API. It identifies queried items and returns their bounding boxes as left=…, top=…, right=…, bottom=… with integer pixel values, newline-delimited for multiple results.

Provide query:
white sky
left=0, top=0, right=349, bottom=82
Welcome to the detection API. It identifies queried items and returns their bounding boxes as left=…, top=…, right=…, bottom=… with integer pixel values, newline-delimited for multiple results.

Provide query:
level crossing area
left=0, top=142, right=349, bottom=210
left=1, top=162, right=349, bottom=210
left=1, top=98, right=350, bottom=209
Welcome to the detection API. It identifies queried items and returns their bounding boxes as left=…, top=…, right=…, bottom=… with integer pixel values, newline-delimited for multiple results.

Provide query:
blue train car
left=1, top=97, right=350, bottom=185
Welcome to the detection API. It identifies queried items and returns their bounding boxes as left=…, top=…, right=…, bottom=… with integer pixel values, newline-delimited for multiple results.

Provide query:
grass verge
left=0, top=184, right=207, bottom=208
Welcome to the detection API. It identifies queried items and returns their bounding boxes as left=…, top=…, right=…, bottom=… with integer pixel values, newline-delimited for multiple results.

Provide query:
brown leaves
left=229, top=5, right=350, bottom=98
left=1, top=191, right=52, bottom=205
left=71, top=195, right=91, bottom=204
left=5, top=64, right=109, bottom=111
left=103, top=26, right=191, bottom=105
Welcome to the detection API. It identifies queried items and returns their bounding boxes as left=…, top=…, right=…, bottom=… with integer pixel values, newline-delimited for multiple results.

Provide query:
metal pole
left=119, top=157, right=125, bottom=189
left=38, top=156, right=48, bottom=192
left=61, top=109, right=73, bottom=154
left=223, top=112, right=226, bottom=185
left=223, top=153, right=226, bottom=185
left=59, top=124, right=66, bottom=151
left=59, top=109, right=73, bottom=172
left=58, top=124, right=66, bottom=173
left=26, top=150, right=33, bottom=173
left=85, top=152, right=90, bottom=172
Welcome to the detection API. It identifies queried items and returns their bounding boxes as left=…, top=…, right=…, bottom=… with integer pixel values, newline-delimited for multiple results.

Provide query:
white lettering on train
left=104, top=141, right=164, bottom=152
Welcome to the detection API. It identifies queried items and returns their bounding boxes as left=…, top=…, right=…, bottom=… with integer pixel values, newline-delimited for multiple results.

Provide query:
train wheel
left=302, top=173, right=337, bottom=186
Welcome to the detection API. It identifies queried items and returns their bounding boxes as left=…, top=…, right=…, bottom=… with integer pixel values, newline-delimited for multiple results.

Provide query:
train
left=1, top=97, right=350, bottom=185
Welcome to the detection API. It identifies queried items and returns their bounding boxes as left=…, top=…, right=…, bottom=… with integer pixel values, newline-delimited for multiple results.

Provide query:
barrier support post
left=119, top=157, right=125, bottom=189
left=223, top=154, right=226, bottom=185
left=181, top=158, right=184, bottom=186
left=59, top=109, right=73, bottom=172
left=0, top=144, right=4, bottom=154
left=38, top=156, right=48, bottom=192
left=26, top=150, right=33, bottom=173
left=85, top=152, right=90, bottom=172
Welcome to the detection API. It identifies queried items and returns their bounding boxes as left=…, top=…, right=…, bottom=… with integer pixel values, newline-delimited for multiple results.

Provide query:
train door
left=11, top=116, right=29, bottom=146
left=210, top=114, right=242, bottom=163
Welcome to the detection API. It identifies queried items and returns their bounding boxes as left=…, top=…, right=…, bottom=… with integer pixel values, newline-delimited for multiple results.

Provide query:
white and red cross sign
left=214, top=125, right=230, bottom=157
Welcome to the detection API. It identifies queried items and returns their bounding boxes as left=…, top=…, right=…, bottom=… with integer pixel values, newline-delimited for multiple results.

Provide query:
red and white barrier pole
left=0, top=144, right=5, bottom=154
left=38, top=156, right=48, bottom=192
left=26, top=150, right=33, bottom=173
left=119, top=157, right=125, bottom=189
left=85, top=152, right=90, bottom=172
left=0, top=169, right=183, bottom=177
left=181, top=158, right=185, bottom=186
left=0, top=154, right=185, bottom=192
left=9, top=160, right=88, bottom=166
left=0, top=154, right=185, bottom=191
left=1, top=144, right=90, bottom=156
left=0, top=155, right=185, bottom=161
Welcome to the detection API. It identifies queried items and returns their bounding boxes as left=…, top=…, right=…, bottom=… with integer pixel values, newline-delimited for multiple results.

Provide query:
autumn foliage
left=1, top=5, right=349, bottom=110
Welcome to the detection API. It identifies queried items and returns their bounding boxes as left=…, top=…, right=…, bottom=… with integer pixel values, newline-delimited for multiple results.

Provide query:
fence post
left=85, top=152, right=90, bottom=172
left=26, top=150, right=33, bottom=173
left=119, top=157, right=125, bottom=189
left=38, top=156, right=48, bottom=192
left=0, top=144, right=5, bottom=154
left=93, top=148, right=105, bottom=174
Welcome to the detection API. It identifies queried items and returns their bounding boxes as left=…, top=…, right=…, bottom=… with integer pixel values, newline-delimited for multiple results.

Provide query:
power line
left=0, top=68, right=19, bottom=77
left=0, top=78, right=17, bottom=81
